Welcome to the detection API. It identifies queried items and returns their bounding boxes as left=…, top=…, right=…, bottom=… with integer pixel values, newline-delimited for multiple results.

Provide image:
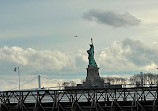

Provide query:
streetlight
left=14, top=67, right=20, bottom=90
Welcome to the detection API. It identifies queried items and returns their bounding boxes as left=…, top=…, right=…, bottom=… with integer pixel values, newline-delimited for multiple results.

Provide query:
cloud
left=0, top=38, right=158, bottom=77
left=0, top=46, right=76, bottom=73
left=97, top=38, right=158, bottom=72
left=75, top=49, right=87, bottom=68
left=83, top=9, right=141, bottom=27
left=121, top=38, right=158, bottom=66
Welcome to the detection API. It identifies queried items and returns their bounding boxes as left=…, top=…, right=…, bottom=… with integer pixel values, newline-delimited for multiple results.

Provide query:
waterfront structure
left=83, top=38, right=104, bottom=88
left=0, top=87, right=158, bottom=110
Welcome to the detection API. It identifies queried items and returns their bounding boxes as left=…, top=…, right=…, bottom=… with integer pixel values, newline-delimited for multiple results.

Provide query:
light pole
left=14, top=67, right=20, bottom=90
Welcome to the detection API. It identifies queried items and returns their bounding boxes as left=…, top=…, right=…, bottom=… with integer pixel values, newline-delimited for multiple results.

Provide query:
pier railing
left=0, top=87, right=158, bottom=111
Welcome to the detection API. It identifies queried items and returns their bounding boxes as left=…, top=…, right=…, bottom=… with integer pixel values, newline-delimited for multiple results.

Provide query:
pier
left=0, top=87, right=158, bottom=111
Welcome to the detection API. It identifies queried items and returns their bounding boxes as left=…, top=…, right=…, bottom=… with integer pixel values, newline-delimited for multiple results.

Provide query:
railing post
left=36, top=90, right=39, bottom=110
left=157, top=86, right=158, bottom=99
left=114, top=89, right=117, bottom=101
left=55, top=90, right=58, bottom=108
left=123, top=88, right=127, bottom=101
left=88, top=90, right=91, bottom=102
left=6, top=92, right=10, bottom=104
left=20, top=91, right=23, bottom=110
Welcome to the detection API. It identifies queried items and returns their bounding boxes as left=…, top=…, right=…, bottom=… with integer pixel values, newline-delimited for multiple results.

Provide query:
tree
left=62, top=82, right=70, bottom=87
left=69, top=81, right=76, bottom=87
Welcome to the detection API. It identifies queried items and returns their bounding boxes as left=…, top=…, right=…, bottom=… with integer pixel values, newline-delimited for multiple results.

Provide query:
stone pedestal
left=83, top=65, right=104, bottom=88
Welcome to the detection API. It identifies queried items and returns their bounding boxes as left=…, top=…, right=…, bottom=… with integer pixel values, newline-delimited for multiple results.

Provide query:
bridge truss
left=0, top=87, right=158, bottom=111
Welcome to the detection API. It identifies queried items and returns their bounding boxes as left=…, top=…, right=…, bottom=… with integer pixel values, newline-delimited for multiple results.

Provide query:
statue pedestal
left=83, top=65, right=104, bottom=88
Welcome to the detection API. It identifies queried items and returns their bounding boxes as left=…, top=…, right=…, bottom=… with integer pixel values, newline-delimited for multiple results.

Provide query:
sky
left=1, top=0, right=158, bottom=90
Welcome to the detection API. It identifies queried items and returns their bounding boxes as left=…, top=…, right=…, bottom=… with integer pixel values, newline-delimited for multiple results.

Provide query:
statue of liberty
left=87, top=38, right=97, bottom=66
left=83, top=38, right=104, bottom=88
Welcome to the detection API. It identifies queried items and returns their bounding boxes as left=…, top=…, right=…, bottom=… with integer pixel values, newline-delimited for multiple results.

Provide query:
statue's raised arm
left=87, top=38, right=97, bottom=66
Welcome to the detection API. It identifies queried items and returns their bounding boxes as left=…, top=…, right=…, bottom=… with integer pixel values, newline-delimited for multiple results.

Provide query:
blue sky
left=1, top=0, right=158, bottom=90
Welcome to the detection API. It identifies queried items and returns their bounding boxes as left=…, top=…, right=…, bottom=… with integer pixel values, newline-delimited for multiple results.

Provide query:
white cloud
left=0, top=46, right=75, bottom=72
left=75, top=49, right=87, bottom=68
left=97, top=38, right=158, bottom=72
left=1, top=38, right=158, bottom=74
